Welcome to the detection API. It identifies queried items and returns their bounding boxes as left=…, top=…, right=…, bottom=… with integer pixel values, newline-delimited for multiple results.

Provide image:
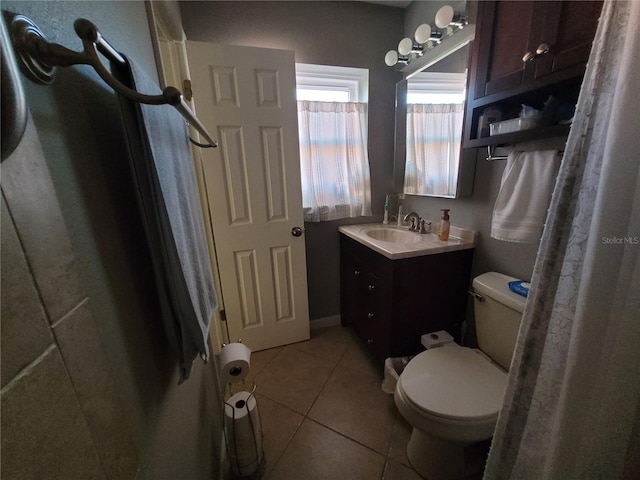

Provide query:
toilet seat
left=398, top=347, right=507, bottom=422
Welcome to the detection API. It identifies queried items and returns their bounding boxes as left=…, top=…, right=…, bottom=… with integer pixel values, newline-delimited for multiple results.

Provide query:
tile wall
left=1, top=119, right=138, bottom=479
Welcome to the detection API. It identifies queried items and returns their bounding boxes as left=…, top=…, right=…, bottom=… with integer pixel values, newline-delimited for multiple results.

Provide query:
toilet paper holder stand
left=222, top=383, right=266, bottom=479
left=220, top=340, right=265, bottom=479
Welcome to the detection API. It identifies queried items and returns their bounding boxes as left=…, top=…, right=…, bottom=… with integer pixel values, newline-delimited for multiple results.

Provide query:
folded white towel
left=491, top=150, right=560, bottom=243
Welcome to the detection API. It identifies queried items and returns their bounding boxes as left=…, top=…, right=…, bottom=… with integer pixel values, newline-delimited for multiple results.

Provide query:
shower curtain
left=484, top=1, right=640, bottom=479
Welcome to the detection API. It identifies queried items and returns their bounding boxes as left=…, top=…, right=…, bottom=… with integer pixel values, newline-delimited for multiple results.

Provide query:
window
left=406, top=72, right=467, bottom=103
left=404, top=72, right=466, bottom=197
left=295, top=64, right=371, bottom=222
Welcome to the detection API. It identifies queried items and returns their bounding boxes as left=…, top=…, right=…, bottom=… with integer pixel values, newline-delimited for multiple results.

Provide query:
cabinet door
left=529, top=1, right=603, bottom=80
left=472, top=1, right=538, bottom=99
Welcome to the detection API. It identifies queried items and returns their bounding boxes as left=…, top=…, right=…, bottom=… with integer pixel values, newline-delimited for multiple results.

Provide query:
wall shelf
left=466, top=123, right=571, bottom=148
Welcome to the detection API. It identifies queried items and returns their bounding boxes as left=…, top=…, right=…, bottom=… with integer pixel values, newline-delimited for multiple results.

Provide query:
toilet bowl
left=393, top=272, right=526, bottom=480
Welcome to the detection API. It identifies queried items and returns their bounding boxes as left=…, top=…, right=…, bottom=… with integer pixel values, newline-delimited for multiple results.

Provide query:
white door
left=186, top=42, right=310, bottom=351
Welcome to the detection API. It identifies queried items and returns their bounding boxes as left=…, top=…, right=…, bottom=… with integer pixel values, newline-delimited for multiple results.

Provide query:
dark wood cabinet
left=340, top=235, right=473, bottom=364
left=463, top=0, right=603, bottom=148
left=471, top=1, right=538, bottom=100
left=528, top=1, right=604, bottom=82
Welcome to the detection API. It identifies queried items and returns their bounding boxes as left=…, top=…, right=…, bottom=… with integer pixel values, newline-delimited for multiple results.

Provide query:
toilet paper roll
left=219, top=342, right=251, bottom=385
left=224, top=391, right=263, bottom=477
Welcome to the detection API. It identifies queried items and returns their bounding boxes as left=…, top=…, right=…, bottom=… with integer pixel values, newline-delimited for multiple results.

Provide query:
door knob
left=291, top=226, right=304, bottom=237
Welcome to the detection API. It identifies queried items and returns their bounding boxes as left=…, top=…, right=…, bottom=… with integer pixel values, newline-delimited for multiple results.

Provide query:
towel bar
left=486, top=145, right=564, bottom=161
left=486, top=146, right=510, bottom=161
left=3, top=12, right=217, bottom=149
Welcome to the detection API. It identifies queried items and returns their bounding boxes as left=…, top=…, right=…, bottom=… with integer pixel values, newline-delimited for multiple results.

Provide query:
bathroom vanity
left=339, top=224, right=476, bottom=364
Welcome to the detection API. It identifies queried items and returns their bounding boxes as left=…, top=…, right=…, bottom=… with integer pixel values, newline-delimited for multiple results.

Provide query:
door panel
left=476, top=1, right=537, bottom=98
left=187, top=42, right=310, bottom=351
left=532, top=1, right=603, bottom=79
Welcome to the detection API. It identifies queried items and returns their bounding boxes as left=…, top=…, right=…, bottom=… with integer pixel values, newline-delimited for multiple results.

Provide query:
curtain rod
left=3, top=12, right=217, bottom=149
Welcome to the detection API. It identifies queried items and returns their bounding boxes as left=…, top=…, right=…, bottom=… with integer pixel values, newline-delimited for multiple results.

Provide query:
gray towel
left=115, top=58, right=217, bottom=382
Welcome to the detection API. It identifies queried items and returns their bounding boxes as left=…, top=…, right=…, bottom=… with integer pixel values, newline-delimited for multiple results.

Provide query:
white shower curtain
left=404, top=103, right=463, bottom=197
left=297, top=100, right=372, bottom=222
left=484, top=1, right=640, bottom=479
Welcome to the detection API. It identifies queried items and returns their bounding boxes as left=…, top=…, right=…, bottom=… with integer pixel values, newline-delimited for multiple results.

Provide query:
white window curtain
left=404, top=103, right=463, bottom=197
left=297, top=100, right=372, bottom=222
left=484, top=1, right=640, bottom=478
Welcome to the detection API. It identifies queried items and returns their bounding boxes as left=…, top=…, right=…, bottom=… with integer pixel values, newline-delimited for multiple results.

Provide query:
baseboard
left=310, top=314, right=341, bottom=330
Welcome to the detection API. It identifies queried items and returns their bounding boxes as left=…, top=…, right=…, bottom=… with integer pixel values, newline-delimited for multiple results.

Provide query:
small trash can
left=381, top=356, right=410, bottom=394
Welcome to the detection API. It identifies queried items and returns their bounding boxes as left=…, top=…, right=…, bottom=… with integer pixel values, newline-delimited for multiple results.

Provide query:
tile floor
left=242, top=325, right=423, bottom=480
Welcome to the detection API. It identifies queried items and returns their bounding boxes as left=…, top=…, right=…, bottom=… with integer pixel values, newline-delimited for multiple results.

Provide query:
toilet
left=394, top=272, right=526, bottom=480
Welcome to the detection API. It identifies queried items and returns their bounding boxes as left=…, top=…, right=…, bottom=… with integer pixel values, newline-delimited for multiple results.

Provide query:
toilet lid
left=399, top=347, right=507, bottom=421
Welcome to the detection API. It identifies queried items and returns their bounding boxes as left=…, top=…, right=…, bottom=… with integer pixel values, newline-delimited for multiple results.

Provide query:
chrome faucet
left=403, top=211, right=421, bottom=231
left=419, top=219, right=431, bottom=234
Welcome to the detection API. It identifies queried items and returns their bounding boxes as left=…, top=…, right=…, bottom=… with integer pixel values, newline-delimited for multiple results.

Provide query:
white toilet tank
left=472, top=272, right=526, bottom=371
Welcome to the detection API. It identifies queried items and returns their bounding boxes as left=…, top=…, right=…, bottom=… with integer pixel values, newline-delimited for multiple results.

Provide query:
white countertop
left=339, top=223, right=477, bottom=260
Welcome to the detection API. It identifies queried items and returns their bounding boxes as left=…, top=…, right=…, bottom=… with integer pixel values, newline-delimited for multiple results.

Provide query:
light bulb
left=398, top=38, right=414, bottom=56
left=435, top=5, right=455, bottom=28
left=414, top=24, right=432, bottom=44
left=385, top=50, right=399, bottom=66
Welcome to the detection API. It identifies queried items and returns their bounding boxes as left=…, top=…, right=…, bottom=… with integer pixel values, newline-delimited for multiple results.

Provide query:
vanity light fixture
left=435, top=5, right=467, bottom=29
left=384, top=5, right=471, bottom=69
left=384, top=23, right=443, bottom=67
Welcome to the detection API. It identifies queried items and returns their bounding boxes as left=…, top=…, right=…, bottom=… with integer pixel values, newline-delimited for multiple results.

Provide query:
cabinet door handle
left=368, top=284, right=375, bottom=291
left=536, top=43, right=550, bottom=55
left=522, top=43, right=551, bottom=62
left=367, top=313, right=374, bottom=319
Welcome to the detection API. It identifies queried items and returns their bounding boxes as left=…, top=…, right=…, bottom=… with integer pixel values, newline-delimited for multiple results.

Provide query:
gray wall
left=180, top=0, right=405, bottom=322
left=1, top=2, right=223, bottom=479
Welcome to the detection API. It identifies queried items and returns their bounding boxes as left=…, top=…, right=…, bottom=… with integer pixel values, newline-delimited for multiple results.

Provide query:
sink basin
left=366, top=228, right=423, bottom=244
left=339, top=223, right=477, bottom=260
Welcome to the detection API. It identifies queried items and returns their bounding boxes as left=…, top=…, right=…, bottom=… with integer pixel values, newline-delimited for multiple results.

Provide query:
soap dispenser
left=438, top=209, right=450, bottom=241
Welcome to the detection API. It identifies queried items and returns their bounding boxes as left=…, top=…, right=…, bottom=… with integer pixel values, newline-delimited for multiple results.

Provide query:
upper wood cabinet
left=463, top=0, right=602, bottom=147
left=471, top=0, right=602, bottom=100
left=472, top=1, right=537, bottom=100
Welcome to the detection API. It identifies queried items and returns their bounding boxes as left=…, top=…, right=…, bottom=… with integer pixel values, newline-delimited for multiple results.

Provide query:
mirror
left=393, top=23, right=476, bottom=198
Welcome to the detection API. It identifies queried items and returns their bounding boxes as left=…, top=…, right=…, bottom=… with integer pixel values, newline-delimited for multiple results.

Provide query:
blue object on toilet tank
left=508, top=280, right=530, bottom=298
